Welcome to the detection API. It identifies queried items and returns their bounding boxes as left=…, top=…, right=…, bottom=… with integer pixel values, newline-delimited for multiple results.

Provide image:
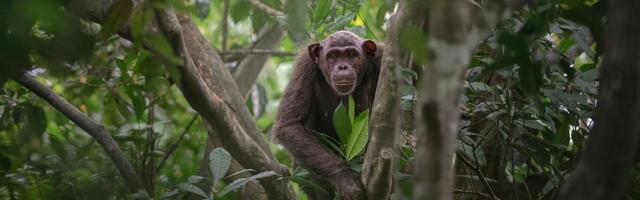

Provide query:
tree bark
left=414, top=1, right=470, bottom=199
left=559, top=1, right=640, bottom=199
left=192, top=24, right=286, bottom=199
left=361, top=1, right=424, bottom=199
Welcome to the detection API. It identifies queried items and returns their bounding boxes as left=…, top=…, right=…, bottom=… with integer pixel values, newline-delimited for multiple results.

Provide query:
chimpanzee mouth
left=332, top=82, right=356, bottom=96
left=334, top=81, right=354, bottom=86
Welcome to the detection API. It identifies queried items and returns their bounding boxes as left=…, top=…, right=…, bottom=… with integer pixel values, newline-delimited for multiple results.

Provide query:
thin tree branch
left=13, top=72, right=148, bottom=197
left=249, top=0, right=284, bottom=17
left=221, top=49, right=295, bottom=57
left=454, top=189, right=494, bottom=200
left=221, top=0, right=230, bottom=51
left=232, top=25, right=286, bottom=97
left=156, top=114, right=199, bottom=172
left=456, top=152, right=499, bottom=200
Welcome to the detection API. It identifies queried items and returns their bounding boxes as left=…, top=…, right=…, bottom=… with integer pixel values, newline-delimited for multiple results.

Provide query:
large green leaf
left=178, top=183, right=208, bottom=198
left=312, top=0, right=332, bottom=24
left=345, top=110, right=369, bottom=161
left=348, top=95, right=355, bottom=122
left=333, top=102, right=351, bottom=144
left=126, top=86, right=146, bottom=120
left=218, top=171, right=277, bottom=197
left=231, top=1, right=251, bottom=23
left=209, top=148, right=231, bottom=188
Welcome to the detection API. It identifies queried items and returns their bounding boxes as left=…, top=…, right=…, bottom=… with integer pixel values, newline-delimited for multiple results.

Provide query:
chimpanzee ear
left=308, top=43, right=322, bottom=60
left=362, top=40, right=377, bottom=57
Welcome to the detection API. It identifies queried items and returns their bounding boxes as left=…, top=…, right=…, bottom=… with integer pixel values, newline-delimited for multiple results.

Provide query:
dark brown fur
left=273, top=31, right=383, bottom=200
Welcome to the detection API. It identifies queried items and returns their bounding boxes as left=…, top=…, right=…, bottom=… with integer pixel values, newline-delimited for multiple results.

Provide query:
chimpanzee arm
left=273, top=51, right=362, bottom=196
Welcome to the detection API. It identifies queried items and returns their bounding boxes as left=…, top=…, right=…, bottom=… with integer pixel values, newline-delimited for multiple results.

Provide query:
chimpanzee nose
left=338, top=65, right=348, bottom=70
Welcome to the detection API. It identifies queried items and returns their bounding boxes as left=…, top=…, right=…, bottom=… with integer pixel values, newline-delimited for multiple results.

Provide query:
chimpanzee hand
left=334, top=169, right=365, bottom=200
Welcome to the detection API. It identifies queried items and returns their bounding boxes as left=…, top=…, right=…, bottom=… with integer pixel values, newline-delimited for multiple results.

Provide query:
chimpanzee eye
left=327, top=53, right=336, bottom=63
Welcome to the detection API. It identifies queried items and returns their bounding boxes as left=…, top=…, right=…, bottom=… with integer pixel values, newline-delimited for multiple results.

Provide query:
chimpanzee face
left=308, top=39, right=377, bottom=96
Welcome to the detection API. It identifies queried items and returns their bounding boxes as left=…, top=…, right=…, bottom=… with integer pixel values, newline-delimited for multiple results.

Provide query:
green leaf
left=345, top=110, right=369, bottom=161
left=127, top=86, right=146, bottom=120
left=106, top=93, right=132, bottom=121
left=101, top=0, right=133, bottom=37
left=375, top=3, right=387, bottom=28
left=195, top=0, right=211, bottom=19
left=225, top=169, right=256, bottom=179
left=399, top=25, right=427, bottom=65
left=231, top=1, right=251, bottom=23
left=178, top=183, right=208, bottom=198
left=188, top=175, right=206, bottom=184
left=325, top=12, right=355, bottom=33
left=315, top=130, right=345, bottom=157
left=288, top=176, right=331, bottom=195
left=552, top=116, right=571, bottom=146
left=145, top=35, right=181, bottom=65
left=515, top=119, right=549, bottom=131
left=517, top=62, right=543, bottom=94
left=218, top=171, right=277, bottom=197
left=19, top=105, right=47, bottom=142
left=252, top=9, right=268, bottom=33
left=284, top=0, right=310, bottom=45
left=313, top=0, right=332, bottom=24
left=159, top=190, right=180, bottom=200
left=209, top=148, right=231, bottom=188
left=348, top=95, right=355, bottom=122
left=333, top=102, right=351, bottom=144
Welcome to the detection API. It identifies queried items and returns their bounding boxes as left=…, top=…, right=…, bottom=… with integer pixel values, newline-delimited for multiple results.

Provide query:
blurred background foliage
left=0, top=0, right=638, bottom=199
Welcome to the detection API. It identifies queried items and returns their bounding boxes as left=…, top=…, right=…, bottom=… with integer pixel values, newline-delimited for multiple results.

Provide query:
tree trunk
left=414, top=1, right=470, bottom=199
left=559, top=1, right=640, bottom=199
left=361, top=1, right=425, bottom=199
left=414, top=1, right=530, bottom=199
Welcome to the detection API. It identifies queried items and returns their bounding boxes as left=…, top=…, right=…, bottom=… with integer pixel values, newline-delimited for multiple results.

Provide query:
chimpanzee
left=273, top=31, right=382, bottom=200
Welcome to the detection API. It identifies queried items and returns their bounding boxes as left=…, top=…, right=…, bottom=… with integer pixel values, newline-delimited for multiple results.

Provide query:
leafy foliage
left=332, top=96, right=370, bottom=161
left=1, top=0, right=639, bottom=199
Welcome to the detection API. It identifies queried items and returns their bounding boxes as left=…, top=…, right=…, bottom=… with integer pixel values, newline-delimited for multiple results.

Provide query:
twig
left=456, top=151, right=500, bottom=200
left=220, top=49, right=295, bottom=57
left=13, top=73, right=148, bottom=196
left=221, top=0, right=229, bottom=51
left=156, top=114, right=199, bottom=172
left=454, top=189, right=495, bottom=200
left=521, top=133, right=573, bottom=157
left=248, top=0, right=284, bottom=17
